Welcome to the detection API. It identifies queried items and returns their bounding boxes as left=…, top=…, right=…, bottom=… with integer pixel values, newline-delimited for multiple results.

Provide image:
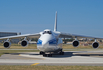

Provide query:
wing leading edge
left=0, top=33, right=40, bottom=40
left=59, top=32, right=103, bottom=40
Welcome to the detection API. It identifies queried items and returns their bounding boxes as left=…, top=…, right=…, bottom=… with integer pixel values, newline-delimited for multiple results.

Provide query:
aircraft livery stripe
left=37, top=39, right=42, bottom=45
left=49, top=39, right=57, bottom=44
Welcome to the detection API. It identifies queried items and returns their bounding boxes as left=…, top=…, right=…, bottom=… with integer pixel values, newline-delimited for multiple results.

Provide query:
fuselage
left=37, top=29, right=63, bottom=52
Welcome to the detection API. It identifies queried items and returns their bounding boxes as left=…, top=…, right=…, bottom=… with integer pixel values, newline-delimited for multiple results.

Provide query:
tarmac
left=0, top=50, right=103, bottom=66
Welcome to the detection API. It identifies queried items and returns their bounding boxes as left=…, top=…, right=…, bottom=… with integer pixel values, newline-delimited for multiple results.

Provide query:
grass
left=62, top=44, right=103, bottom=49
left=0, top=43, right=37, bottom=49
left=0, top=66, right=103, bottom=70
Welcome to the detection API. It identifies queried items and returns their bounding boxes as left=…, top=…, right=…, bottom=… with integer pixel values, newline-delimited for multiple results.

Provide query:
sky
left=0, top=0, right=103, bottom=37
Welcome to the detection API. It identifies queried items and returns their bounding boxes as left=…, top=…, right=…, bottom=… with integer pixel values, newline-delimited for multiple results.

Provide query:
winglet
left=54, top=11, right=57, bottom=31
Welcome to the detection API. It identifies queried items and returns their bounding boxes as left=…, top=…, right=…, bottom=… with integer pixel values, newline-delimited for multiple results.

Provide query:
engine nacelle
left=72, top=40, right=79, bottom=47
left=21, top=40, right=28, bottom=47
left=3, top=41, right=11, bottom=48
left=92, top=42, right=99, bottom=49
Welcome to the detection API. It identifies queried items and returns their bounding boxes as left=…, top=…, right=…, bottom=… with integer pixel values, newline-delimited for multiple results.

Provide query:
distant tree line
left=63, top=38, right=74, bottom=44
left=31, top=38, right=38, bottom=42
left=30, top=38, right=103, bottom=44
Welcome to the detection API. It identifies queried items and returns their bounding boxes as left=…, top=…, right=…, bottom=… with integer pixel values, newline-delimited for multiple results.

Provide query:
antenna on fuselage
left=54, top=11, right=57, bottom=31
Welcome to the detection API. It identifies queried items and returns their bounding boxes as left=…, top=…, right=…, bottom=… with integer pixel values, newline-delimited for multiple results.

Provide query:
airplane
left=0, top=11, right=103, bottom=57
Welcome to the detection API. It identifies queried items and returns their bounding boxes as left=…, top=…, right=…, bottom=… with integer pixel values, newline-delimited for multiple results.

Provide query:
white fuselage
left=37, top=30, right=62, bottom=52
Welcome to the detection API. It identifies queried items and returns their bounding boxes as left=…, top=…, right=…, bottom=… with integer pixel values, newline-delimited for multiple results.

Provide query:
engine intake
left=21, top=40, right=28, bottom=47
left=92, top=42, right=99, bottom=49
left=72, top=40, right=79, bottom=47
left=3, top=41, right=11, bottom=48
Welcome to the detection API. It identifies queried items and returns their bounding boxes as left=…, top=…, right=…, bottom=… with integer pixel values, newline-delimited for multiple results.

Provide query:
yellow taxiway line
left=31, top=63, right=40, bottom=66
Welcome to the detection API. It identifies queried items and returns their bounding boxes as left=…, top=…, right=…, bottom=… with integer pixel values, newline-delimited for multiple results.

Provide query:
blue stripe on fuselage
left=37, top=39, right=42, bottom=45
left=49, top=39, right=57, bottom=45
left=37, top=39, right=57, bottom=45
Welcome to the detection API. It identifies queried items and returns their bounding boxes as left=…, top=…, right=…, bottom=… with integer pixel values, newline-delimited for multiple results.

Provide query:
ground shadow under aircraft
left=10, top=51, right=103, bottom=58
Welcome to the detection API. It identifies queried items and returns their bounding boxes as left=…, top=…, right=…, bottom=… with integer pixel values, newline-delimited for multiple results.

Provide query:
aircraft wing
left=59, top=32, right=103, bottom=40
left=0, top=33, right=40, bottom=40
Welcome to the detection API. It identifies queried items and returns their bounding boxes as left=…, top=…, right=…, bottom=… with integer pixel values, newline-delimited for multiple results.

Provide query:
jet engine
left=21, top=40, right=28, bottom=47
left=72, top=40, right=79, bottom=47
left=92, top=42, right=99, bottom=49
left=3, top=41, right=11, bottom=48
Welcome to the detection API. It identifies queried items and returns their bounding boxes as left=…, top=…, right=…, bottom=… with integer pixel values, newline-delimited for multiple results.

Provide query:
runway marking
left=31, top=63, right=39, bottom=66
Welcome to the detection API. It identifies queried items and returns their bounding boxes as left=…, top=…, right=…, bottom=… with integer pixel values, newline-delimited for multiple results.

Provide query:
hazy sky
left=0, top=0, right=103, bottom=37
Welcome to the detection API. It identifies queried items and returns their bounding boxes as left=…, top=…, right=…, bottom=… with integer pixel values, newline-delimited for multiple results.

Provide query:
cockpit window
left=43, top=31, right=52, bottom=34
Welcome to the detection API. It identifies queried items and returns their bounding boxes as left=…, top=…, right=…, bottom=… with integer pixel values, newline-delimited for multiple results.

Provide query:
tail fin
left=54, top=11, right=57, bottom=31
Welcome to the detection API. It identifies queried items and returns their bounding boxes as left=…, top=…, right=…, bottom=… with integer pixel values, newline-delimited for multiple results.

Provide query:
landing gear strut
left=59, top=49, right=64, bottom=55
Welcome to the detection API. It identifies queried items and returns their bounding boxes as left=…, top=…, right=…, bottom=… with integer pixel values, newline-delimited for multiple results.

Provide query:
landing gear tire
left=60, top=49, right=63, bottom=52
left=59, top=51, right=64, bottom=55
left=40, top=51, right=45, bottom=55
left=43, top=54, right=52, bottom=57
left=43, top=54, right=46, bottom=57
left=59, top=49, right=64, bottom=55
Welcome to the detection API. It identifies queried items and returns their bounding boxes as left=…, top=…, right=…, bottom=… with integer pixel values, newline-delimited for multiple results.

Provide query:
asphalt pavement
left=0, top=50, right=103, bottom=66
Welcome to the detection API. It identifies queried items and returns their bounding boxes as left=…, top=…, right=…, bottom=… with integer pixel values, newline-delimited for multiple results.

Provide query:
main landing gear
left=43, top=54, right=52, bottom=57
left=39, top=49, right=64, bottom=57
left=39, top=51, right=45, bottom=55
left=39, top=51, right=52, bottom=57
left=59, top=49, right=64, bottom=55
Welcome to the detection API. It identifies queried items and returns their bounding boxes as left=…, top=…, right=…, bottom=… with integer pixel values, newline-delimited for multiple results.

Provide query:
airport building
left=0, top=32, right=21, bottom=43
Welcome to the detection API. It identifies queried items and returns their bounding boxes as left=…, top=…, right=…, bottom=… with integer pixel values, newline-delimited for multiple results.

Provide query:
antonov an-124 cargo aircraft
left=0, top=12, right=103, bottom=57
